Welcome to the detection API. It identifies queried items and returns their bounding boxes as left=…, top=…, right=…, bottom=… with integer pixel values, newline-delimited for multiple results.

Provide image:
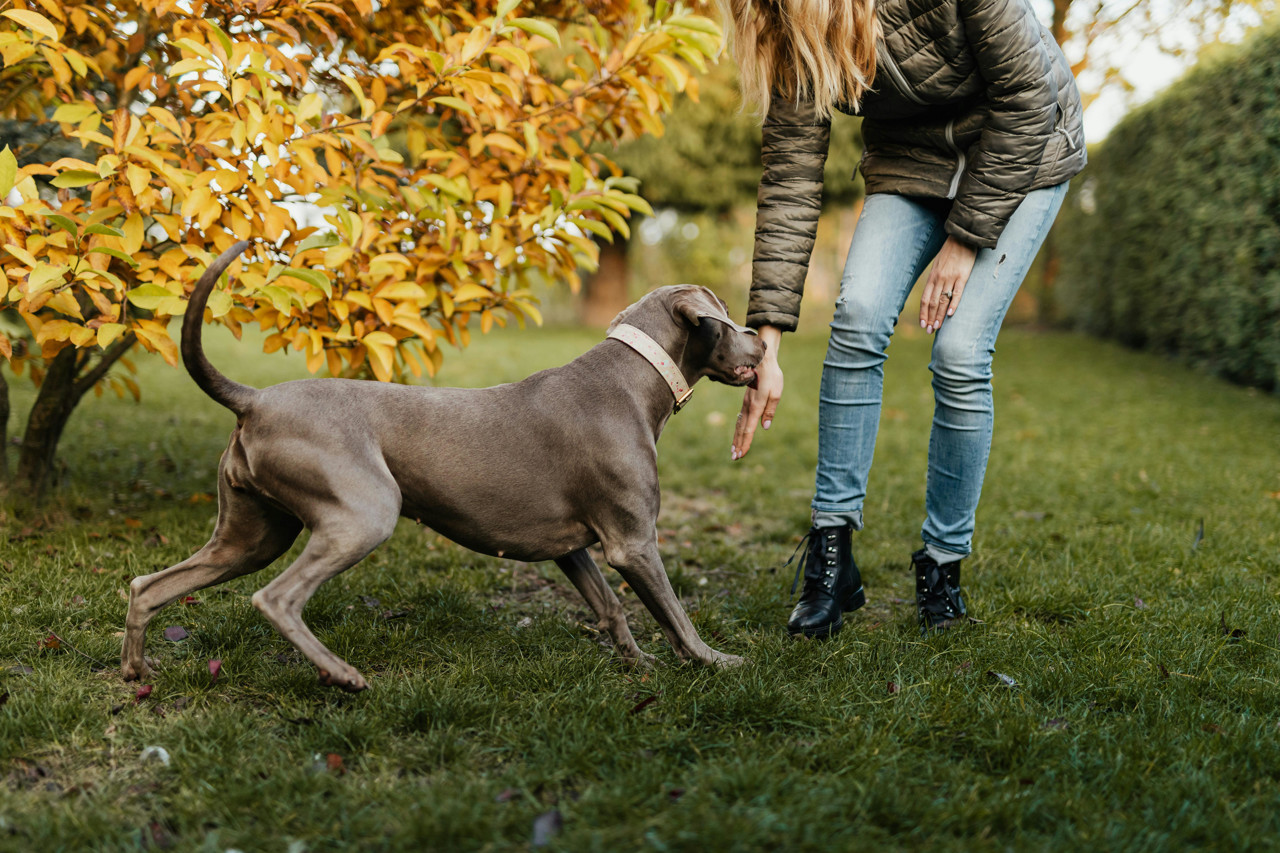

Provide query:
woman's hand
left=732, top=325, right=783, bottom=461
left=920, top=235, right=978, bottom=333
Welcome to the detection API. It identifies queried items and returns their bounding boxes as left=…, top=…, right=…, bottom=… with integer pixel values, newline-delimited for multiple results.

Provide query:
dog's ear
left=672, top=286, right=724, bottom=327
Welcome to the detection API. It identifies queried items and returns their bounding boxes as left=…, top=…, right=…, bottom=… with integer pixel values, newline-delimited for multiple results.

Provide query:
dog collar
left=607, top=323, right=694, bottom=413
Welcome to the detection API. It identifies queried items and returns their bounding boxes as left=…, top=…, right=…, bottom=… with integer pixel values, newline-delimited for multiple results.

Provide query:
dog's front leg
left=602, top=537, right=744, bottom=668
left=554, top=549, right=656, bottom=666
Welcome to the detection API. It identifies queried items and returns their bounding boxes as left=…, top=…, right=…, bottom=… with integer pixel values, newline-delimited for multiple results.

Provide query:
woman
left=724, top=0, right=1087, bottom=637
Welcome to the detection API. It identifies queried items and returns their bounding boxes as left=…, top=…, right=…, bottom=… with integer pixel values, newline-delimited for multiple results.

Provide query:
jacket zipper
left=880, top=41, right=965, bottom=196
left=944, top=118, right=965, bottom=199
left=877, top=41, right=927, bottom=106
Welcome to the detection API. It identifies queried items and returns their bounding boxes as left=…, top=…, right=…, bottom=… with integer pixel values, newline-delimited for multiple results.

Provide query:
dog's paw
left=622, top=650, right=662, bottom=669
left=121, top=656, right=157, bottom=682
left=709, top=652, right=748, bottom=669
left=318, top=667, right=369, bottom=692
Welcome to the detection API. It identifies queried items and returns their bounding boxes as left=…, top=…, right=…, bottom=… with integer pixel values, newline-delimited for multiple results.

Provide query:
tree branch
left=72, top=333, right=137, bottom=404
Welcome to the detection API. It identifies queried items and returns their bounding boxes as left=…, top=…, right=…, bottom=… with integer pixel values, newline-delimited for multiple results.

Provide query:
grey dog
left=120, top=241, right=766, bottom=690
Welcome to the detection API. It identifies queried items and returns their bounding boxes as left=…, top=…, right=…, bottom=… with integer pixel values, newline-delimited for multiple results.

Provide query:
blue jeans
left=811, top=184, right=1069, bottom=562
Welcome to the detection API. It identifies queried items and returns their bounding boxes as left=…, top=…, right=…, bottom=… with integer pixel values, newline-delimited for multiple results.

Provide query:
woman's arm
left=733, top=98, right=831, bottom=459
left=747, top=97, right=832, bottom=331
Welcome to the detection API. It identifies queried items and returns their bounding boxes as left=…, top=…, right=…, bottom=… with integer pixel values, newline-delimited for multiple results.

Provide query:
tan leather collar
left=607, top=323, right=693, bottom=413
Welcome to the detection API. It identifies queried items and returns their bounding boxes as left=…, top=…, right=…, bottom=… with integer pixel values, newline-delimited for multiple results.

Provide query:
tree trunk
left=1051, top=0, right=1069, bottom=44
left=14, top=334, right=135, bottom=502
left=581, top=232, right=632, bottom=328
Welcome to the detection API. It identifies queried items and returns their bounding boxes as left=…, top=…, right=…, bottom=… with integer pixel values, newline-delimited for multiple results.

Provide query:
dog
left=121, top=240, right=766, bottom=690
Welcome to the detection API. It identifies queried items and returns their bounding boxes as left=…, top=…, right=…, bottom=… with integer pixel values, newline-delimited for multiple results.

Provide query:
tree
left=1047, top=0, right=1277, bottom=105
left=0, top=0, right=721, bottom=500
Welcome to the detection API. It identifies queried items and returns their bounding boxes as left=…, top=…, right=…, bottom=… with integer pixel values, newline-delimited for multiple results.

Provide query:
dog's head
left=610, top=285, right=766, bottom=388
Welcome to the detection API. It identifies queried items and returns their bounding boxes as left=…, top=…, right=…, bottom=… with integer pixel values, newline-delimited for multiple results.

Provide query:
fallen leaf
left=1158, top=663, right=1170, bottom=679
left=515, top=616, right=533, bottom=629
left=531, top=810, right=563, bottom=848
left=142, top=531, right=169, bottom=547
left=38, top=634, right=61, bottom=650
left=987, top=671, right=1018, bottom=688
left=1201, top=723, right=1223, bottom=734
left=70, top=595, right=85, bottom=606
left=124, top=518, right=142, bottom=529
left=667, top=787, right=685, bottom=802
left=135, top=684, right=153, bottom=701
left=1042, top=718, right=1068, bottom=730
left=1134, top=597, right=1147, bottom=610
left=886, top=681, right=899, bottom=694
left=208, top=659, right=222, bottom=683
left=495, top=787, right=520, bottom=803
left=359, top=595, right=381, bottom=610
left=630, top=694, right=660, bottom=715
left=162, top=626, right=189, bottom=642
left=144, top=819, right=174, bottom=850
left=326, top=753, right=346, bottom=775
left=173, top=697, right=190, bottom=711
left=179, top=596, right=200, bottom=605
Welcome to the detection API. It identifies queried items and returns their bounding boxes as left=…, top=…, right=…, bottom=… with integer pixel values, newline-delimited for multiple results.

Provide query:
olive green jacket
left=748, top=0, right=1087, bottom=331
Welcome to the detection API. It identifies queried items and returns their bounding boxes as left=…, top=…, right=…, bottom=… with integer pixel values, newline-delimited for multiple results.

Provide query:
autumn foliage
left=0, top=0, right=720, bottom=495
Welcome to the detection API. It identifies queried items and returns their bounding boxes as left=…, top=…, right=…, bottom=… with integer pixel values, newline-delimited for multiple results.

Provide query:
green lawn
left=2, top=318, right=1279, bottom=851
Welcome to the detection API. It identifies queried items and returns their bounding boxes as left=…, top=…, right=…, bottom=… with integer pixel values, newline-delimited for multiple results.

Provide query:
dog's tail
left=182, top=240, right=257, bottom=417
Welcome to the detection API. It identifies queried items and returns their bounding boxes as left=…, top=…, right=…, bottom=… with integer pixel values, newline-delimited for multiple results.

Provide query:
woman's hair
left=719, top=0, right=878, bottom=119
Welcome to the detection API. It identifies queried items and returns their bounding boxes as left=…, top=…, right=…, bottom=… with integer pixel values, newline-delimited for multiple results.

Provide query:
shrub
left=1052, top=21, right=1280, bottom=392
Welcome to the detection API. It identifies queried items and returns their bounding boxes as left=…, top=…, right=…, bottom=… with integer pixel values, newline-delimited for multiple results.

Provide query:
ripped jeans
left=811, top=184, right=1069, bottom=562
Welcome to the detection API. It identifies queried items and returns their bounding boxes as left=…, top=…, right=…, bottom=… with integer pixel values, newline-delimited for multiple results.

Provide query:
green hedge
left=1052, top=22, right=1280, bottom=392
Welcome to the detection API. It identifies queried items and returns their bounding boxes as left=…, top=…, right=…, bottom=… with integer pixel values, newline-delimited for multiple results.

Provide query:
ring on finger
left=942, top=291, right=954, bottom=299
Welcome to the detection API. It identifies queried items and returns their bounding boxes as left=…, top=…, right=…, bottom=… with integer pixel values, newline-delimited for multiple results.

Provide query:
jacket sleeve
left=947, top=0, right=1058, bottom=248
left=747, top=97, right=831, bottom=331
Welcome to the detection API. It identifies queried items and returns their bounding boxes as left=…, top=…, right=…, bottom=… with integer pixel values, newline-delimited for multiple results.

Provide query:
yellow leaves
left=0, top=0, right=720, bottom=392
left=97, top=323, right=127, bottom=349
left=132, top=320, right=178, bottom=367
left=2, top=9, right=59, bottom=41
left=361, top=330, right=398, bottom=381
left=0, top=146, right=17, bottom=198
left=25, top=263, right=69, bottom=298
left=509, top=18, right=562, bottom=47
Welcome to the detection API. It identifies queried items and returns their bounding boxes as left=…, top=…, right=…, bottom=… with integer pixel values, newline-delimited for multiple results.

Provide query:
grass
left=2, top=317, right=1279, bottom=851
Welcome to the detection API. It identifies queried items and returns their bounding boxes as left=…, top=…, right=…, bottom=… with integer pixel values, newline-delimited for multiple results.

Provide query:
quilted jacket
left=747, top=0, right=1087, bottom=331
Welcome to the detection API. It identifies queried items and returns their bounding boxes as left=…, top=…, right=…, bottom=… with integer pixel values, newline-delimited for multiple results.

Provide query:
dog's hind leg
left=122, top=481, right=302, bottom=681
left=249, top=493, right=400, bottom=692
left=554, top=549, right=655, bottom=666
left=602, top=536, right=745, bottom=669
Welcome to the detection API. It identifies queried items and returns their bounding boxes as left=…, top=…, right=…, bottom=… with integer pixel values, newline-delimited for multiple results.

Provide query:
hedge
left=1052, top=21, right=1280, bottom=392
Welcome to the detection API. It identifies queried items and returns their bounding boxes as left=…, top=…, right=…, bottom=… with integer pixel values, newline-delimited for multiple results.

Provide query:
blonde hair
left=720, top=0, right=879, bottom=120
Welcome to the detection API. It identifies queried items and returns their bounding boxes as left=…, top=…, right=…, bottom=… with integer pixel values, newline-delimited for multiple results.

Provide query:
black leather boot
left=913, top=548, right=966, bottom=634
left=786, top=525, right=866, bottom=638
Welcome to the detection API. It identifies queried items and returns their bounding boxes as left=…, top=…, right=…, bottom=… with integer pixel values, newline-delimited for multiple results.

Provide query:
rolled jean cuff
left=811, top=508, right=863, bottom=530
left=924, top=542, right=967, bottom=565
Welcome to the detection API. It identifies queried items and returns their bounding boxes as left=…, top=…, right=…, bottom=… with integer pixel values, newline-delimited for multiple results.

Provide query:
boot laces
left=787, top=529, right=840, bottom=598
